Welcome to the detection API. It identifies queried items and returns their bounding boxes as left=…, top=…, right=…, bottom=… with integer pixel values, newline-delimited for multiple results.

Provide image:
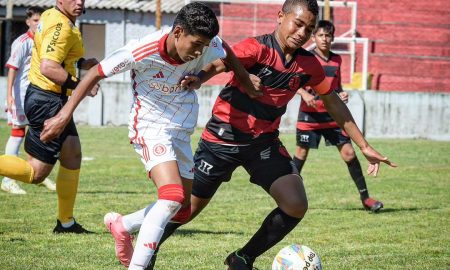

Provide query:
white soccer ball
left=272, top=244, right=322, bottom=270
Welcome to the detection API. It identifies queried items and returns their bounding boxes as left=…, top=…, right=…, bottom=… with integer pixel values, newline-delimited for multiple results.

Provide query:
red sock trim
left=172, top=205, right=191, bottom=224
left=11, top=128, right=25, bottom=137
left=158, top=184, right=184, bottom=203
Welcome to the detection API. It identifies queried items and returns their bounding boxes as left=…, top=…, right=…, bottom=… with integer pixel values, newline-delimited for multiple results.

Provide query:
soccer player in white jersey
left=40, top=2, right=260, bottom=269
left=2, top=6, right=56, bottom=195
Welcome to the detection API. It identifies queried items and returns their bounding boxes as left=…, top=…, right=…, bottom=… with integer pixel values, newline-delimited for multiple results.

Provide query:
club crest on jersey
left=289, top=75, right=301, bottom=91
left=153, top=143, right=166, bottom=156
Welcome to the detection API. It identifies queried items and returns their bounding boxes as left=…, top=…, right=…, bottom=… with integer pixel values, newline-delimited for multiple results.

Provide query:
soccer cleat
left=53, top=219, right=94, bottom=234
left=1, top=179, right=26, bottom=195
left=104, top=212, right=134, bottom=267
left=38, top=178, right=56, bottom=191
left=224, top=250, right=257, bottom=270
left=362, top=197, right=384, bottom=212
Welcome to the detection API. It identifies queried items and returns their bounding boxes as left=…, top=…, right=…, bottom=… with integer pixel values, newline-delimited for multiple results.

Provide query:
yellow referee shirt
left=29, top=7, right=84, bottom=95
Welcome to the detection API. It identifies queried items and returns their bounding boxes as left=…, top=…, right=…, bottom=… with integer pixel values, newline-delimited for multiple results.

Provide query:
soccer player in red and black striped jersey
left=294, top=20, right=384, bottom=213
left=147, top=1, right=396, bottom=269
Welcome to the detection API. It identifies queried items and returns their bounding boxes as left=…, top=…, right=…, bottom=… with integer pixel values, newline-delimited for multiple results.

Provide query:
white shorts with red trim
left=133, top=135, right=194, bottom=180
left=7, top=103, right=28, bottom=127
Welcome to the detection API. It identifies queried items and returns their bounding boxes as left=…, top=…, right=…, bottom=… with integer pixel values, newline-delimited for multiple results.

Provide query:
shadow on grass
left=100, top=228, right=244, bottom=237
left=77, top=190, right=151, bottom=195
left=309, top=207, right=439, bottom=213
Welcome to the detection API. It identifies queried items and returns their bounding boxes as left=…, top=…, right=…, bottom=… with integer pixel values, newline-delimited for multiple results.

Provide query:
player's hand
left=360, top=145, right=397, bottom=177
left=6, top=95, right=14, bottom=112
left=180, top=75, right=201, bottom=91
left=40, top=114, right=69, bottom=143
left=79, top=58, right=99, bottom=70
left=302, top=91, right=317, bottom=108
left=338, top=91, right=349, bottom=103
left=244, top=74, right=263, bottom=99
left=86, top=83, right=100, bottom=97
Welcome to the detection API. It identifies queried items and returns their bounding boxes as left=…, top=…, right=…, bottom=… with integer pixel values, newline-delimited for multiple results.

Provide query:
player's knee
left=158, top=184, right=185, bottom=214
left=171, top=205, right=191, bottom=224
left=11, top=128, right=26, bottom=137
left=281, top=196, right=308, bottom=218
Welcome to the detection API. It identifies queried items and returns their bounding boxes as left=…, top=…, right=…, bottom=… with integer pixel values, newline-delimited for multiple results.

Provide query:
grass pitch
left=0, top=123, right=449, bottom=269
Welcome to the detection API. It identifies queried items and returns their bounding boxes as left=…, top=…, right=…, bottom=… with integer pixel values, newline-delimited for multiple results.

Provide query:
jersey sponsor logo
left=197, top=159, right=213, bottom=175
left=110, top=59, right=130, bottom=75
left=148, top=81, right=183, bottom=94
left=260, top=147, right=271, bottom=160
left=153, top=143, right=166, bottom=156
left=152, top=70, right=164, bottom=79
left=289, top=75, right=301, bottom=91
left=47, top=22, right=63, bottom=53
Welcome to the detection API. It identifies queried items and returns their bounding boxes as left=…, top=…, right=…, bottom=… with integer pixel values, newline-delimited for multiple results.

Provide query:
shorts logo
left=300, top=134, right=309, bottom=142
left=260, top=147, right=271, bottom=160
left=153, top=143, right=166, bottom=156
left=198, top=159, right=213, bottom=175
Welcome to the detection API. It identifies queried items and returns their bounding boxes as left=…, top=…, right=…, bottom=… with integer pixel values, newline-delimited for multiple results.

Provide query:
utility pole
left=324, top=0, right=330, bottom=20
left=3, top=0, right=14, bottom=75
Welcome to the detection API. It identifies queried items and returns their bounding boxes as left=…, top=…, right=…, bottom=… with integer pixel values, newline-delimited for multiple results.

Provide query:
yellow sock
left=56, top=166, right=80, bottom=224
left=0, top=155, right=34, bottom=183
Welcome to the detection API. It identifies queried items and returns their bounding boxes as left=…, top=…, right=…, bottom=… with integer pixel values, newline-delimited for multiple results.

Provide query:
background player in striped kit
left=39, top=2, right=261, bottom=269
left=2, top=6, right=56, bottom=195
left=293, top=20, right=384, bottom=212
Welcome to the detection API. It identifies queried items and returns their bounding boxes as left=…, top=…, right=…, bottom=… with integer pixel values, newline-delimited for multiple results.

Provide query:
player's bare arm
left=40, top=65, right=103, bottom=143
left=321, top=91, right=397, bottom=176
left=6, top=68, right=17, bottom=112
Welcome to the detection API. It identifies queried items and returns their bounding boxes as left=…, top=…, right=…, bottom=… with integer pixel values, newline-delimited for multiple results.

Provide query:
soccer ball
left=272, top=244, right=322, bottom=270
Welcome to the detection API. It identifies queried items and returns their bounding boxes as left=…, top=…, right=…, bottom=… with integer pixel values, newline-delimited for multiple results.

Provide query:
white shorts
left=133, top=136, right=194, bottom=180
left=7, top=103, right=28, bottom=127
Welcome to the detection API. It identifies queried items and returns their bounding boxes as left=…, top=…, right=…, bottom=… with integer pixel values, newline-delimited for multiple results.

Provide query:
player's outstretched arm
left=321, top=91, right=397, bottom=176
left=40, top=65, right=103, bottom=143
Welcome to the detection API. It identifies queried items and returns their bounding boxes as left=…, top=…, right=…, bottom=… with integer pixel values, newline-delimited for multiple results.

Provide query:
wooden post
left=324, top=0, right=330, bottom=20
left=155, top=0, right=161, bottom=30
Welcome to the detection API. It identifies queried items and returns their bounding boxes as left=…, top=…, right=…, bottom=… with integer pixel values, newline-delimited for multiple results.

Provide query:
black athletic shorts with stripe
left=192, top=138, right=298, bottom=199
left=24, top=84, right=78, bottom=164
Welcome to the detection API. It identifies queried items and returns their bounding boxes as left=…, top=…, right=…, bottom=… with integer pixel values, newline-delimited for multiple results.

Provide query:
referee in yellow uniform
left=0, top=0, right=99, bottom=233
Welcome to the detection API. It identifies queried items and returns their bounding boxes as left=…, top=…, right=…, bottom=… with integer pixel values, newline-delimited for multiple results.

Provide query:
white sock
left=5, top=135, right=24, bottom=156
left=128, top=199, right=181, bottom=270
left=2, top=136, right=24, bottom=186
left=122, top=203, right=154, bottom=233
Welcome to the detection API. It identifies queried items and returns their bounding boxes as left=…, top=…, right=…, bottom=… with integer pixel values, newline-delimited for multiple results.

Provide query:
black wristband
left=76, top=58, right=85, bottom=69
left=62, top=73, right=80, bottom=89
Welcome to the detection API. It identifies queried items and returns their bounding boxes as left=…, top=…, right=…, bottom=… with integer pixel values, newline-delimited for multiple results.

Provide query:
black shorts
left=296, top=127, right=350, bottom=149
left=24, top=84, right=78, bottom=165
left=192, top=138, right=297, bottom=199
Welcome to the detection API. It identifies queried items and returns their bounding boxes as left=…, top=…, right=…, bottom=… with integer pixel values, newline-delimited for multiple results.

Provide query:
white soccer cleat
left=39, top=178, right=56, bottom=191
left=1, top=179, right=27, bottom=195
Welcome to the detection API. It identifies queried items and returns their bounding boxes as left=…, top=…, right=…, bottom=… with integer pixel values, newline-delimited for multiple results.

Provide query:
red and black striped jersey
left=202, top=33, right=331, bottom=144
left=297, top=50, right=343, bottom=131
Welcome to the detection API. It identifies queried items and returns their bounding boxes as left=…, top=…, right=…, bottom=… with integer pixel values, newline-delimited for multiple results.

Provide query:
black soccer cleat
left=224, top=250, right=257, bottom=270
left=53, top=219, right=94, bottom=234
left=362, top=197, right=384, bottom=213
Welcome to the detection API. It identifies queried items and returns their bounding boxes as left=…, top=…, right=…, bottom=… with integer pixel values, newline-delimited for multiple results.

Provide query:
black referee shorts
left=24, top=84, right=78, bottom=165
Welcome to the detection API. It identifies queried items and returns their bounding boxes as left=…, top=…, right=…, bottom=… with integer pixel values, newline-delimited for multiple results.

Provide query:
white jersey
left=5, top=31, right=34, bottom=109
left=98, top=29, right=227, bottom=142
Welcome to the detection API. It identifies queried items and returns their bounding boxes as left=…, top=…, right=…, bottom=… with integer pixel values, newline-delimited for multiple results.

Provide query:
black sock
left=293, top=156, right=306, bottom=174
left=346, top=157, right=369, bottom=200
left=146, top=222, right=183, bottom=270
left=240, top=207, right=301, bottom=260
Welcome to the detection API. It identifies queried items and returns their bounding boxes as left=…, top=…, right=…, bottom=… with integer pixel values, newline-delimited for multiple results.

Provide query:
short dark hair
left=282, top=0, right=319, bottom=16
left=314, top=20, right=335, bottom=36
left=172, top=2, right=219, bottom=39
left=26, top=6, right=45, bottom=18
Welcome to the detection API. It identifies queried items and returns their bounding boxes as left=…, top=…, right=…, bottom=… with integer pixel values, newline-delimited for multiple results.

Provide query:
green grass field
left=0, top=123, right=449, bottom=269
